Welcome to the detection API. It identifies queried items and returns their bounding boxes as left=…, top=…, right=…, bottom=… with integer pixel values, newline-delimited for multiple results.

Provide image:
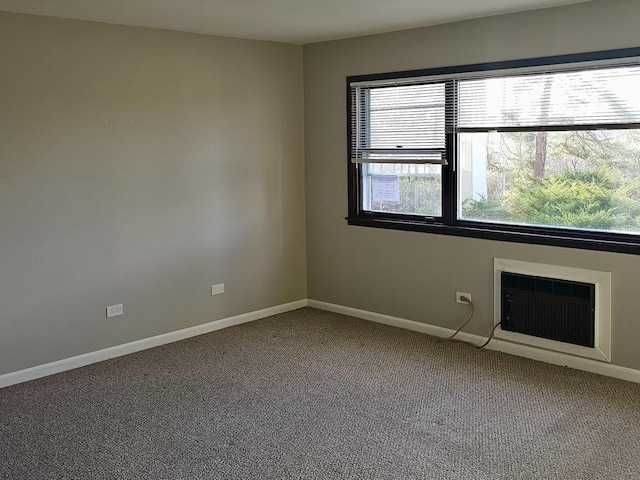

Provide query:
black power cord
left=445, top=297, right=500, bottom=349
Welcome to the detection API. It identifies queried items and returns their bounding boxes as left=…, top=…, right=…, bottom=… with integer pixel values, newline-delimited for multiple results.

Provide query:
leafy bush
left=462, top=195, right=510, bottom=221
left=509, top=169, right=640, bottom=230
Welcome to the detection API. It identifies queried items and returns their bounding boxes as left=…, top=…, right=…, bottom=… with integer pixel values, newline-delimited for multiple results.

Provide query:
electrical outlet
left=211, top=283, right=225, bottom=296
left=106, top=304, right=123, bottom=318
left=456, top=292, right=472, bottom=304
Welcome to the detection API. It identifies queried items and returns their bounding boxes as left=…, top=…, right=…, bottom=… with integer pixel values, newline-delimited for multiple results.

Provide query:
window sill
left=346, top=216, right=640, bottom=255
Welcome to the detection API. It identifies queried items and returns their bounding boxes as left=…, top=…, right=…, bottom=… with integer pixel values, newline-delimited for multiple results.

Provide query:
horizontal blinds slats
left=455, top=123, right=640, bottom=133
left=350, top=82, right=452, bottom=164
left=457, top=65, right=640, bottom=130
left=351, top=158, right=447, bottom=164
left=350, top=61, right=640, bottom=164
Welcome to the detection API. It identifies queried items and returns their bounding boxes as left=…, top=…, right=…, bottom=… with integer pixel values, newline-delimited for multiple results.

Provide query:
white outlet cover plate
left=106, top=304, right=124, bottom=318
left=211, top=284, right=225, bottom=296
left=456, top=292, right=471, bottom=304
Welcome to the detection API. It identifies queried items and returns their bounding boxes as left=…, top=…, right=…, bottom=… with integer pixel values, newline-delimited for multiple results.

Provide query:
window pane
left=458, top=130, right=640, bottom=234
left=362, top=163, right=442, bottom=216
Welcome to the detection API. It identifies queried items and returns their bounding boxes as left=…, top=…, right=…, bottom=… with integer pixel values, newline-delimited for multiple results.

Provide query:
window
left=353, top=83, right=447, bottom=217
left=347, top=48, right=640, bottom=254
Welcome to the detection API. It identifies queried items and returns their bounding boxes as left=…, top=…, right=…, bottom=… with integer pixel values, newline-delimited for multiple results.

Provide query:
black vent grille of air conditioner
left=501, top=272, right=595, bottom=348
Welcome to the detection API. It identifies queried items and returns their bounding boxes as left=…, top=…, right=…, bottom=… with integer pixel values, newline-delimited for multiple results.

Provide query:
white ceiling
left=0, top=0, right=590, bottom=44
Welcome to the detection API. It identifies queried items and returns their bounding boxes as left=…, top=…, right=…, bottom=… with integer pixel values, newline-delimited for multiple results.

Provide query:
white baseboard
left=307, top=299, right=640, bottom=384
left=4, top=298, right=638, bottom=389
left=0, top=299, right=308, bottom=389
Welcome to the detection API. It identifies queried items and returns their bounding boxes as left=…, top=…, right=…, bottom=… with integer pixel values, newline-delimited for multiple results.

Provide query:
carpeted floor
left=1, top=307, right=639, bottom=479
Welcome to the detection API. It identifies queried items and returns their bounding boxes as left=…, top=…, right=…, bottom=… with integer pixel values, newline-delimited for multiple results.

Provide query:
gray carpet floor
left=1, top=307, right=639, bottom=480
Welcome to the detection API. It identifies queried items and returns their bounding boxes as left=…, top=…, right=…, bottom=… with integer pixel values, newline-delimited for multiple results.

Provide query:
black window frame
left=346, top=47, right=640, bottom=255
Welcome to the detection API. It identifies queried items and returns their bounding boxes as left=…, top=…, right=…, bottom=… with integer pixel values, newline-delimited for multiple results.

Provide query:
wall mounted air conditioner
left=494, top=258, right=611, bottom=363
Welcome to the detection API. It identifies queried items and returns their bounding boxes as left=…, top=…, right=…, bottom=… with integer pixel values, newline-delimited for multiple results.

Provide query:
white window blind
left=350, top=61, right=640, bottom=165
left=456, top=64, right=640, bottom=131
left=350, top=81, right=452, bottom=164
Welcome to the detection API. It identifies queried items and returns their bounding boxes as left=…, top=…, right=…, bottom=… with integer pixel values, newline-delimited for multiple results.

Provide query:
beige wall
left=304, top=0, right=640, bottom=370
left=0, top=12, right=306, bottom=375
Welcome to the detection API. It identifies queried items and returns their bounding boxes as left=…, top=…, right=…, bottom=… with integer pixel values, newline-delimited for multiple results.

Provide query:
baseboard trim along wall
left=307, top=299, right=640, bottom=384
left=0, top=300, right=308, bottom=389
left=3, top=298, right=638, bottom=388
